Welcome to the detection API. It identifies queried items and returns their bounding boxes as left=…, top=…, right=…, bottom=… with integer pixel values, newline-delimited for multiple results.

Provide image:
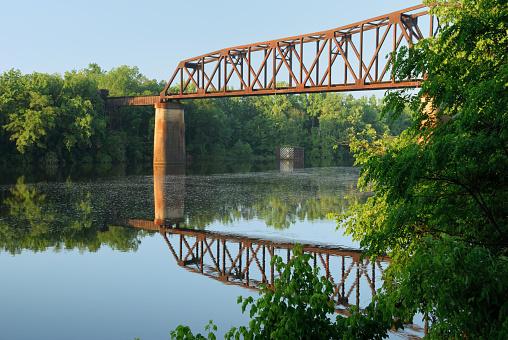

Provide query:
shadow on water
left=0, top=155, right=353, bottom=185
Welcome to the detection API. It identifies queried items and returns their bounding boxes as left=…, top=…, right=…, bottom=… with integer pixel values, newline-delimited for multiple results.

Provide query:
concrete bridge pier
left=154, top=164, right=186, bottom=226
left=153, top=102, right=186, bottom=226
left=153, top=102, right=185, bottom=166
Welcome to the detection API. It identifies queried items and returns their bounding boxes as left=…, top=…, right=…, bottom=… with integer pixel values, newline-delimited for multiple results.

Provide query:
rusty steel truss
left=128, top=219, right=388, bottom=315
left=157, top=4, right=435, bottom=102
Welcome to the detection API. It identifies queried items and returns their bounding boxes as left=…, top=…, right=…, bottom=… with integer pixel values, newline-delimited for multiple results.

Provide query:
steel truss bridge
left=128, top=219, right=388, bottom=315
left=106, top=4, right=436, bottom=107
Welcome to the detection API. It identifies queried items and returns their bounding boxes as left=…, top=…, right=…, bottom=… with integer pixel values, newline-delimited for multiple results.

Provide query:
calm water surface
left=0, top=163, right=421, bottom=339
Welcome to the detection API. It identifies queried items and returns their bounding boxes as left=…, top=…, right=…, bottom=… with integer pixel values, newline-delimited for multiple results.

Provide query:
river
left=0, top=161, right=422, bottom=339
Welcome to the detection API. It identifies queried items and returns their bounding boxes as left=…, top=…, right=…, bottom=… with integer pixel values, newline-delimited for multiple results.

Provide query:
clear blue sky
left=1, top=0, right=420, bottom=82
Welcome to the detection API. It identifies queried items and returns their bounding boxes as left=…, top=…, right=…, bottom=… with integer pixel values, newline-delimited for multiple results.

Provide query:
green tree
left=0, top=68, right=106, bottom=164
left=225, top=246, right=338, bottom=339
left=1, top=63, right=404, bottom=168
left=97, top=65, right=162, bottom=96
left=0, top=71, right=61, bottom=154
left=342, top=0, right=508, bottom=337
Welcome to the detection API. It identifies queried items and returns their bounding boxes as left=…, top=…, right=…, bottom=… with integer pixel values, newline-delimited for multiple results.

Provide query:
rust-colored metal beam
left=105, top=4, right=435, bottom=107
left=127, top=219, right=388, bottom=314
left=128, top=218, right=385, bottom=260
left=105, top=95, right=161, bottom=107
left=159, top=4, right=434, bottom=101
left=125, top=219, right=426, bottom=335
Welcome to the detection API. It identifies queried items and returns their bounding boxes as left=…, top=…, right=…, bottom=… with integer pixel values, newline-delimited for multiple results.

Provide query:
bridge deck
left=105, top=95, right=160, bottom=107
left=127, top=218, right=380, bottom=260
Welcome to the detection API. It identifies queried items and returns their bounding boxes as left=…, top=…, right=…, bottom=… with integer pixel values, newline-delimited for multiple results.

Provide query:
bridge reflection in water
left=130, top=160, right=387, bottom=315
left=128, top=220, right=386, bottom=316
left=125, top=163, right=426, bottom=336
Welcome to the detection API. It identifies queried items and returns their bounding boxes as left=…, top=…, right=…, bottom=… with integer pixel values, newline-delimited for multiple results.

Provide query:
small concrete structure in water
left=276, top=146, right=304, bottom=172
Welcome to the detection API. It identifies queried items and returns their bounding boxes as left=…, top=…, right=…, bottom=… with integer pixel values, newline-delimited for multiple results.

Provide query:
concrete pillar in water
left=153, top=164, right=166, bottom=226
left=153, top=164, right=186, bottom=226
left=153, top=102, right=185, bottom=166
left=279, top=159, right=294, bottom=173
left=153, top=102, right=186, bottom=226
left=276, top=146, right=304, bottom=172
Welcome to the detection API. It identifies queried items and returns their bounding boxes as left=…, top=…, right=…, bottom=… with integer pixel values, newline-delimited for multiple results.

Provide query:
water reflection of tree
left=0, top=169, right=362, bottom=253
left=0, top=177, right=142, bottom=254
left=183, top=172, right=361, bottom=230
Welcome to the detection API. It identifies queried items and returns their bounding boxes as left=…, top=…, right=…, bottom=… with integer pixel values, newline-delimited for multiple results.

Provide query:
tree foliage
left=0, top=176, right=143, bottom=254
left=0, top=65, right=408, bottom=170
left=0, top=64, right=160, bottom=168
left=342, top=0, right=508, bottom=337
left=167, top=0, right=507, bottom=338
left=224, top=246, right=338, bottom=339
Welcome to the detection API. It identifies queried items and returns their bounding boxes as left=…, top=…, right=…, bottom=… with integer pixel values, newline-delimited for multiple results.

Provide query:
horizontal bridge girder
left=105, top=95, right=161, bottom=107
left=160, top=81, right=421, bottom=100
